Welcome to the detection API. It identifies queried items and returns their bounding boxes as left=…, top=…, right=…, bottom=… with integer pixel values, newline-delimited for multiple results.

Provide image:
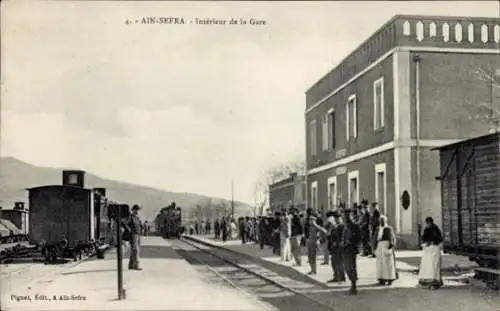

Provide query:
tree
left=213, top=200, right=228, bottom=219
left=470, top=67, right=500, bottom=133
left=193, top=204, right=204, bottom=221
left=252, top=180, right=268, bottom=217
left=252, top=159, right=306, bottom=216
left=203, top=205, right=214, bottom=221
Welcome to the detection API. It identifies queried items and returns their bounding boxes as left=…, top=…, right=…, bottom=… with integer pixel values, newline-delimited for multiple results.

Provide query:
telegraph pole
left=231, top=180, right=235, bottom=219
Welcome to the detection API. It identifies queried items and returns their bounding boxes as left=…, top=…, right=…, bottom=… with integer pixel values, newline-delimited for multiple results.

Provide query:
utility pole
left=231, top=180, right=235, bottom=219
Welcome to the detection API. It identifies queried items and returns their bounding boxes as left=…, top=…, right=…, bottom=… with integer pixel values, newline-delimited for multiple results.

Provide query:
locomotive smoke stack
left=62, top=170, right=86, bottom=188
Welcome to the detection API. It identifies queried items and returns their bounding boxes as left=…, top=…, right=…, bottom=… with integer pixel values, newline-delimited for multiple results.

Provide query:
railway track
left=173, top=237, right=337, bottom=311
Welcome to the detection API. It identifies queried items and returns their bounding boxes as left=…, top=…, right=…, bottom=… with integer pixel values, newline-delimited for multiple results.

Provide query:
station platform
left=185, top=235, right=475, bottom=290
left=1, top=236, right=277, bottom=311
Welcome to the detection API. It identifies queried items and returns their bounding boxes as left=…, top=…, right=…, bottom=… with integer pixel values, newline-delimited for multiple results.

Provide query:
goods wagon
left=434, top=132, right=500, bottom=288
left=25, top=170, right=111, bottom=262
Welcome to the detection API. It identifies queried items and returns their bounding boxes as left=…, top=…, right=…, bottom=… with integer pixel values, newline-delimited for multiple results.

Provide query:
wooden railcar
left=25, top=171, right=111, bottom=263
left=434, top=132, right=500, bottom=288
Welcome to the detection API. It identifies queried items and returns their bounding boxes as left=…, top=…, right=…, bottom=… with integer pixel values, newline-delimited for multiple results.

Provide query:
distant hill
left=0, top=157, right=254, bottom=222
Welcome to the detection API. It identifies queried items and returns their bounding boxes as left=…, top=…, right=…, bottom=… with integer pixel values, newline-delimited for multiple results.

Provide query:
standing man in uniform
left=245, top=216, right=253, bottom=243
left=329, top=211, right=346, bottom=283
left=214, top=219, right=220, bottom=239
left=272, top=212, right=281, bottom=255
left=239, top=217, right=246, bottom=244
left=307, top=208, right=320, bottom=275
left=369, top=202, right=381, bottom=258
left=221, top=217, right=228, bottom=242
left=127, top=204, right=143, bottom=271
left=360, top=200, right=372, bottom=256
left=319, top=205, right=330, bottom=266
left=342, top=209, right=361, bottom=295
left=315, top=211, right=346, bottom=283
left=290, top=208, right=303, bottom=266
left=259, top=216, right=267, bottom=249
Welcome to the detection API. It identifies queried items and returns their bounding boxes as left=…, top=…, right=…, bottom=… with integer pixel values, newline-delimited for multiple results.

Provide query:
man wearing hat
left=127, top=204, right=143, bottom=270
left=290, top=207, right=303, bottom=266
left=342, top=209, right=362, bottom=295
left=328, top=210, right=346, bottom=283
left=305, top=208, right=319, bottom=275
left=369, top=202, right=381, bottom=258
left=314, top=210, right=346, bottom=283
left=360, top=200, right=372, bottom=256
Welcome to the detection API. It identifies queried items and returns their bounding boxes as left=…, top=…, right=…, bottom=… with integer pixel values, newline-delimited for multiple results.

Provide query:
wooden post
left=116, top=207, right=124, bottom=300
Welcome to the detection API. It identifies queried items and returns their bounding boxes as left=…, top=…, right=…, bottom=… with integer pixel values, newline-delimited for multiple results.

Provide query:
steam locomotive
left=156, top=202, right=183, bottom=239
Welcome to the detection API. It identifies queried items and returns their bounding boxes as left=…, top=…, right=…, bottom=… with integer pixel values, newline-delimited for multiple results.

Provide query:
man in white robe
left=418, top=217, right=444, bottom=289
left=374, top=215, right=397, bottom=285
left=280, top=211, right=292, bottom=262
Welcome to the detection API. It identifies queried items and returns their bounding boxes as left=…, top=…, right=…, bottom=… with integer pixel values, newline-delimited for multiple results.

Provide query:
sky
left=1, top=1, right=499, bottom=205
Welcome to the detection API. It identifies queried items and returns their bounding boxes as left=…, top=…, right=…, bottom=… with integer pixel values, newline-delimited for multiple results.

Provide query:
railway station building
left=305, top=15, right=500, bottom=248
left=268, top=173, right=307, bottom=215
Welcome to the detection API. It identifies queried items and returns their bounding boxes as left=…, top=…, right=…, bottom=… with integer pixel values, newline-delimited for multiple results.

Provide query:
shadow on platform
left=137, top=245, right=183, bottom=260
left=296, top=283, right=500, bottom=311
left=61, top=268, right=117, bottom=276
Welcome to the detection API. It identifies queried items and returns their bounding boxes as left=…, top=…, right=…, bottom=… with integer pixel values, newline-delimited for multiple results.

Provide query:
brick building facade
left=305, top=15, right=500, bottom=248
left=269, top=173, right=307, bottom=215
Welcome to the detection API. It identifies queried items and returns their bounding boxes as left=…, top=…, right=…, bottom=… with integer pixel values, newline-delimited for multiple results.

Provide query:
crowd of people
left=271, top=201, right=444, bottom=294
left=186, top=216, right=261, bottom=244
left=184, top=201, right=445, bottom=296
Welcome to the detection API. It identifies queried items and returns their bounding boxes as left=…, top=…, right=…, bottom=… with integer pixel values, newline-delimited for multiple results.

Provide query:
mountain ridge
left=0, top=156, right=253, bottom=222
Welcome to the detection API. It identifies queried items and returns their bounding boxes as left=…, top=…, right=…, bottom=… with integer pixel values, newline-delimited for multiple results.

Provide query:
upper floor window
left=346, top=95, right=358, bottom=140
left=309, top=119, right=317, bottom=156
left=321, top=115, right=328, bottom=151
left=373, top=77, right=385, bottom=130
left=328, top=109, right=336, bottom=149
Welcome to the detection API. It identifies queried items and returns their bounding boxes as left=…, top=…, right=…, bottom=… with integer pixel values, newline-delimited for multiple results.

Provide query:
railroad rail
left=175, top=237, right=337, bottom=311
